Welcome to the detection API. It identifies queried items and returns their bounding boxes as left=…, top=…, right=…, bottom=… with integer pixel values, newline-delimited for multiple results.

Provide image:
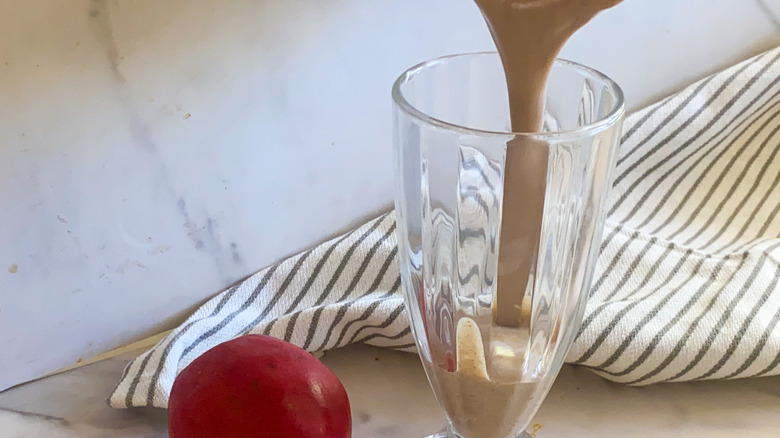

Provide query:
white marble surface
left=5, top=344, right=780, bottom=437
left=1, top=0, right=779, bottom=391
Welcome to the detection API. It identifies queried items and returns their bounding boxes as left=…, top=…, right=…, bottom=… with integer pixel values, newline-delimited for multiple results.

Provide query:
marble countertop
left=3, top=344, right=780, bottom=437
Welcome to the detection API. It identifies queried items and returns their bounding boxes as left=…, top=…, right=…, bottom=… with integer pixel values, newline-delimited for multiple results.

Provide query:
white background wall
left=0, top=0, right=778, bottom=390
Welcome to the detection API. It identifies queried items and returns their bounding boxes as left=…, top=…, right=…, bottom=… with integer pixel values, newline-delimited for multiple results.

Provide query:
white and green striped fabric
left=111, top=45, right=780, bottom=408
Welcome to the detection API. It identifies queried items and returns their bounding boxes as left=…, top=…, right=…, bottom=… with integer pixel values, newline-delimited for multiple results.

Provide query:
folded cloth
left=111, top=45, right=780, bottom=409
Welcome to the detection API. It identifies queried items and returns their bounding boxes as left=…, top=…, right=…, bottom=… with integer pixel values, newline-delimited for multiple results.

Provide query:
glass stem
left=426, top=425, right=533, bottom=438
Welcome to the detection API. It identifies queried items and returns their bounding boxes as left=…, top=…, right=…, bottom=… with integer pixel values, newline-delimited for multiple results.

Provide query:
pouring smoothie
left=431, top=1, right=624, bottom=436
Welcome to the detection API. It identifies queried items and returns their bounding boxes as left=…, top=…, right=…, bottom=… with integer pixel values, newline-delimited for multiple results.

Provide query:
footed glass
left=392, top=53, right=625, bottom=438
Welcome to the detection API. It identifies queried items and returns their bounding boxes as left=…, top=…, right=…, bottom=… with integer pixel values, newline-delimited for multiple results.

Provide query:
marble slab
left=4, top=344, right=780, bottom=437
left=1, top=0, right=779, bottom=391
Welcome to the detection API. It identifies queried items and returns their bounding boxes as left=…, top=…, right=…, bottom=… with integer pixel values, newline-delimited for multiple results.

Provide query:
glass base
left=426, top=427, right=532, bottom=438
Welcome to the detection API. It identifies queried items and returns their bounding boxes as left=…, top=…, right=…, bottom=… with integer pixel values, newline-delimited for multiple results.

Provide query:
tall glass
left=392, top=53, right=625, bottom=438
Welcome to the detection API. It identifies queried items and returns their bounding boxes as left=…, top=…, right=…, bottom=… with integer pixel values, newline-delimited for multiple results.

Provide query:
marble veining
left=88, top=0, right=244, bottom=281
left=755, top=0, right=780, bottom=31
left=1, top=409, right=80, bottom=438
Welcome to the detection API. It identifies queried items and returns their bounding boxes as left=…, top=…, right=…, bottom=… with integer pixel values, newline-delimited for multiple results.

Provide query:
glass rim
left=391, top=52, right=626, bottom=141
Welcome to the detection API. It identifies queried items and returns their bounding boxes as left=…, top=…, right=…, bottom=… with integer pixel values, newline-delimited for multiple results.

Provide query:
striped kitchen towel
left=111, top=45, right=780, bottom=408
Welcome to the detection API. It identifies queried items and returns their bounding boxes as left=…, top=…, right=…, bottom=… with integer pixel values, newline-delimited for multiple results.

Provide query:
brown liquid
left=481, top=0, right=623, bottom=327
left=436, top=1, right=623, bottom=437
left=437, top=370, right=535, bottom=438
left=434, top=318, right=536, bottom=438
